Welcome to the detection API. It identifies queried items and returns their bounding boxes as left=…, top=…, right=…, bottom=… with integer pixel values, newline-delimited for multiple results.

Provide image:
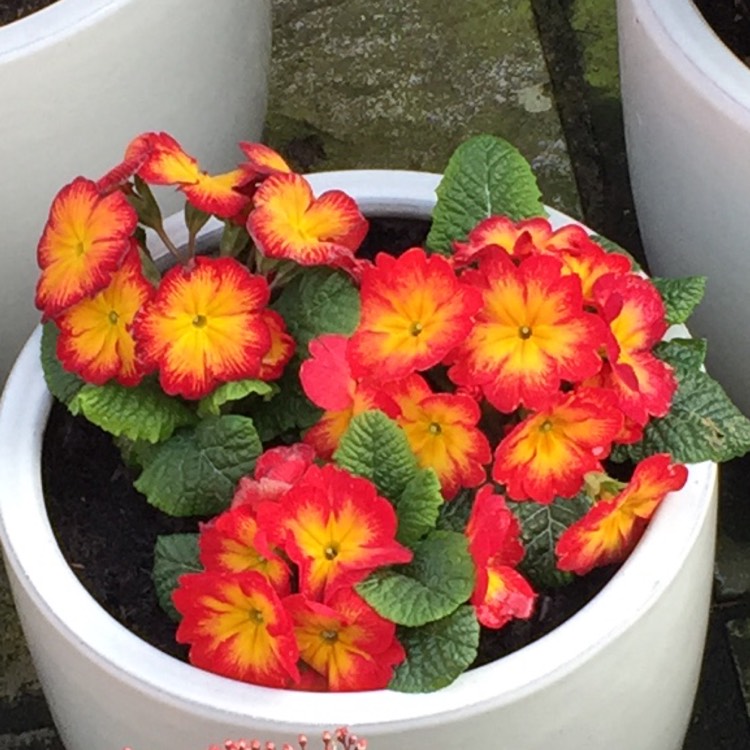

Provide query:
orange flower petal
left=247, top=173, right=368, bottom=266
left=182, top=168, right=252, bottom=219
left=257, top=309, right=295, bottom=381
left=238, top=142, right=292, bottom=178
left=36, top=177, right=138, bottom=318
left=130, top=131, right=201, bottom=185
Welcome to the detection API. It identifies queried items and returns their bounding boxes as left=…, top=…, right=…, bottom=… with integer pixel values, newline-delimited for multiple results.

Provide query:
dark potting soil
left=42, top=215, right=616, bottom=678
left=0, top=0, right=59, bottom=26
left=694, top=0, right=750, bottom=66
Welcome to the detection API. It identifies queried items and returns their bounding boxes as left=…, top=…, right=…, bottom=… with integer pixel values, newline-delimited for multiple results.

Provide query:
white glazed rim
left=0, top=170, right=717, bottom=734
left=0, top=0, right=128, bottom=61
left=635, top=0, right=750, bottom=116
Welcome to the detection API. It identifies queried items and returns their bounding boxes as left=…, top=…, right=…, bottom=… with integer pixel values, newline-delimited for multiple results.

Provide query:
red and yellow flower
left=556, top=453, right=688, bottom=575
left=391, top=374, right=491, bottom=498
left=173, top=570, right=300, bottom=688
left=238, top=142, right=292, bottom=180
left=285, top=589, right=405, bottom=691
left=300, top=334, right=399, bottom=459
left=133, top=256, right=271, bottom=399
left=465, top=485, right=536, bottom=629
left=35, top=177, right=138, bottom=318
left=347, top=248, right=483, bottom=383
left=449, top=252, right=606, bottom=413
left=199, top=506, right=291, bottom=596
left=54, top=245, right=153, bottom=386
left=257, top=309, right=295, bottom=381
left=247, top=172, right=368, bottom=266
left=492, top=388, right=624, bottom=503
left=589, top=273, right=676, bottom=425
left=256, top=464, right=412, bottom=602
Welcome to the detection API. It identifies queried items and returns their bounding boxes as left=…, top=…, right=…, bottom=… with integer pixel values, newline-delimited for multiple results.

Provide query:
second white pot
left=0, top=171, right=717, bottom=750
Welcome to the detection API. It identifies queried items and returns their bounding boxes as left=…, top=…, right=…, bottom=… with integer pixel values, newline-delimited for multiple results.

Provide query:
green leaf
left=197, top=379, right=275, bottom=417
left=68, top=380, right=197, bottom=444
left=507, top=493, right=593, bottom=588
left=134, top=415, right=262, bottom=516
left=612, top=368, right=750, bottom=464
left=152, top=534, right=201, bottom=621
left=356, top=530, right=474, bottom=626
left=250, top=361, right=322, bottom=443
left=436, top=488, right=475, bottom=533
left=334, top=410, right=418, bottom=502
left=395, top=468, right=444, bottom=547
left=654, top=337, right=707, bottom=372
left=40, top=322, right=85, bottom=405
left=220, top=221, right=250, bottom=258
left=272, top=268, right=360, bottom=351
left=389, top=605, right=479, bottom=693
left=652, top=276, right=706, bottom=326
left=426, top=135, right=544, bottom=254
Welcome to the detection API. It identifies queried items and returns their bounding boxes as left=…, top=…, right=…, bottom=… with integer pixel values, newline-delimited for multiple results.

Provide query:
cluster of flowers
left=35, top=132, right=688, bottom=693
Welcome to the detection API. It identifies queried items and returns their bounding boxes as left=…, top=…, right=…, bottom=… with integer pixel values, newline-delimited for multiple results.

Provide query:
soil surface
left=695, top=0, right=750, bottom=65
left=0, top=0, right=58, bottom=26
left=42, top=216, right=616, bottom=677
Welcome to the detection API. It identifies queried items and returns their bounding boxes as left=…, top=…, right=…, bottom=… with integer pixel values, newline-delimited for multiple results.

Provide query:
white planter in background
left=0, top=0, right=271, bottom=384
left=618, top=0, right=750, bottom=415
left=0, top=171, right=717, bottom=750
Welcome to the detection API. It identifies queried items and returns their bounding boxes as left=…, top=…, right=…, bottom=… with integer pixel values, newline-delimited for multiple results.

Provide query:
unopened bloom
left=133, top=257, right=271, bottom=399
left=492, top=388, right=624, bottom=503
left=285, top=589, right=405, bottom=691
left=257, top=464, right=412, bottom=602
left=173, top=570, right=300, bottom=688
left=54, top=245, right=153, bottom=386
left=36, top=177, right=137, bottom=318
left=556, top=454, right=688, bottom=575
left=347, top=248, right=482, bottom=383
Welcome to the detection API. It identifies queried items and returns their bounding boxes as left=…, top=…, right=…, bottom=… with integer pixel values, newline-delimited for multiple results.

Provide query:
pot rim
left=0, top=0, right=129, bottom=62
left=0, top=169, right=717, bottom=731
left=624, top=0, right=750, bottom=118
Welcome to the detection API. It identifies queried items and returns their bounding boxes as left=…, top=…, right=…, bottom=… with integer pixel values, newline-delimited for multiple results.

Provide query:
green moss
left=569, top=0, right=620, bottom=96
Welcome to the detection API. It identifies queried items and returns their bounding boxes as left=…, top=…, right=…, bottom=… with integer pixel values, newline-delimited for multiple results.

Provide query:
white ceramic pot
left=618, top=0, right=750, bottom=416
left=0, top=0, right=271, bottom=385
left=0, top=171, right=717, bottom=750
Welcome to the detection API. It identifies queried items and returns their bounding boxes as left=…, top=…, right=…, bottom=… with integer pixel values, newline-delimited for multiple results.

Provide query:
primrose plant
left=36, top=132, right=750, bottom=694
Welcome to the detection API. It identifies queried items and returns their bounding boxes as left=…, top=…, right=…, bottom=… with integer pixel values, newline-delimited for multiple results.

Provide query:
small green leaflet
left=334, top=410, right=418, bottom=503
left=426, top=134, right=544, bottom=254
left=388, top=606, right=479, bottom=693
left=436, top=487, right=475, bottom=533
left=272, top=267, right=360, bottom=351
left=507, top=493, right=593, bottom=589
left=356, top=530, right=474, bottom=627
left=152, top=534, right=201, bottom=622
left=654, top=338, right=707, bottom=372
left=395, top=468, right=444, bottom=547
left=197, top=379, right=275, bottom=418
left=652, top=276, right=706, bottom=325
left=40, top=322, right=84, bottom=405
left=68, top=380, right=197, bottom=444
left=134, top=415, right=262, bottom=517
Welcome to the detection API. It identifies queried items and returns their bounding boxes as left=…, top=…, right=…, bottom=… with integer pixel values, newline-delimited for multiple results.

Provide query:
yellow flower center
left=540, top=419, right=554, bottom=432
left=192, top=314, right=208, bottom=328
left=250, top=608, right=264, bottom=624
left=324, top=543, right=339, bottom=560
left=75, top=240, right=86, bottom=257
left=429, top=422, right=442, bottom=435
left=410, top=321, right=423, bottom=336
left=321, top=629, right=339, bottom=643
left=108, top=310, right=119, bottom=325
left=518, top=325, right=533, bottom=340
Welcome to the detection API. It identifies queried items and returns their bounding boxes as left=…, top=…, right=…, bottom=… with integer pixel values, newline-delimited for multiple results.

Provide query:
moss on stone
left=568, top=0, right=620, bottom=96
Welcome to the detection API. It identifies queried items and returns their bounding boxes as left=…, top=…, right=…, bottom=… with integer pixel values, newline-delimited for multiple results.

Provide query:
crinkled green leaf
left=272, top=268, right=360, bottom=351
left=356, top=530, right=474, bottom=626
left=436, top=488, right=475, bottom=533
left=395, top=468, right=444, bottom=547
left=334, top=410, right=418, bottom=503
left=250, top=361, right=322, bottom=443
left=68, top=380, right=197, bottom=444
left=427, top=135, right=544, bottom=254
left=389, top=605, right=479, bottom=693
left=197, top=379, right=275, bottom=418
left=507, top=493, right=593, bottom=588
left=40, top=322, right=84, bottom=404
left=654, top=337, right=707, bottom=372
left=152, top=534, right=201, bottom=622
left=611, top=368, right=750, bottom=464
left=652, top=276, right=706, bottom=326
left=134, top=415, right=262, bottom=516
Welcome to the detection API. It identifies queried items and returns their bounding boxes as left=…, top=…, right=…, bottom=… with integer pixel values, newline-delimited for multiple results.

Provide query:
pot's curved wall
left=0, top=0, right=271, bottom=385
left=618, top=0, right=750, bottom=415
